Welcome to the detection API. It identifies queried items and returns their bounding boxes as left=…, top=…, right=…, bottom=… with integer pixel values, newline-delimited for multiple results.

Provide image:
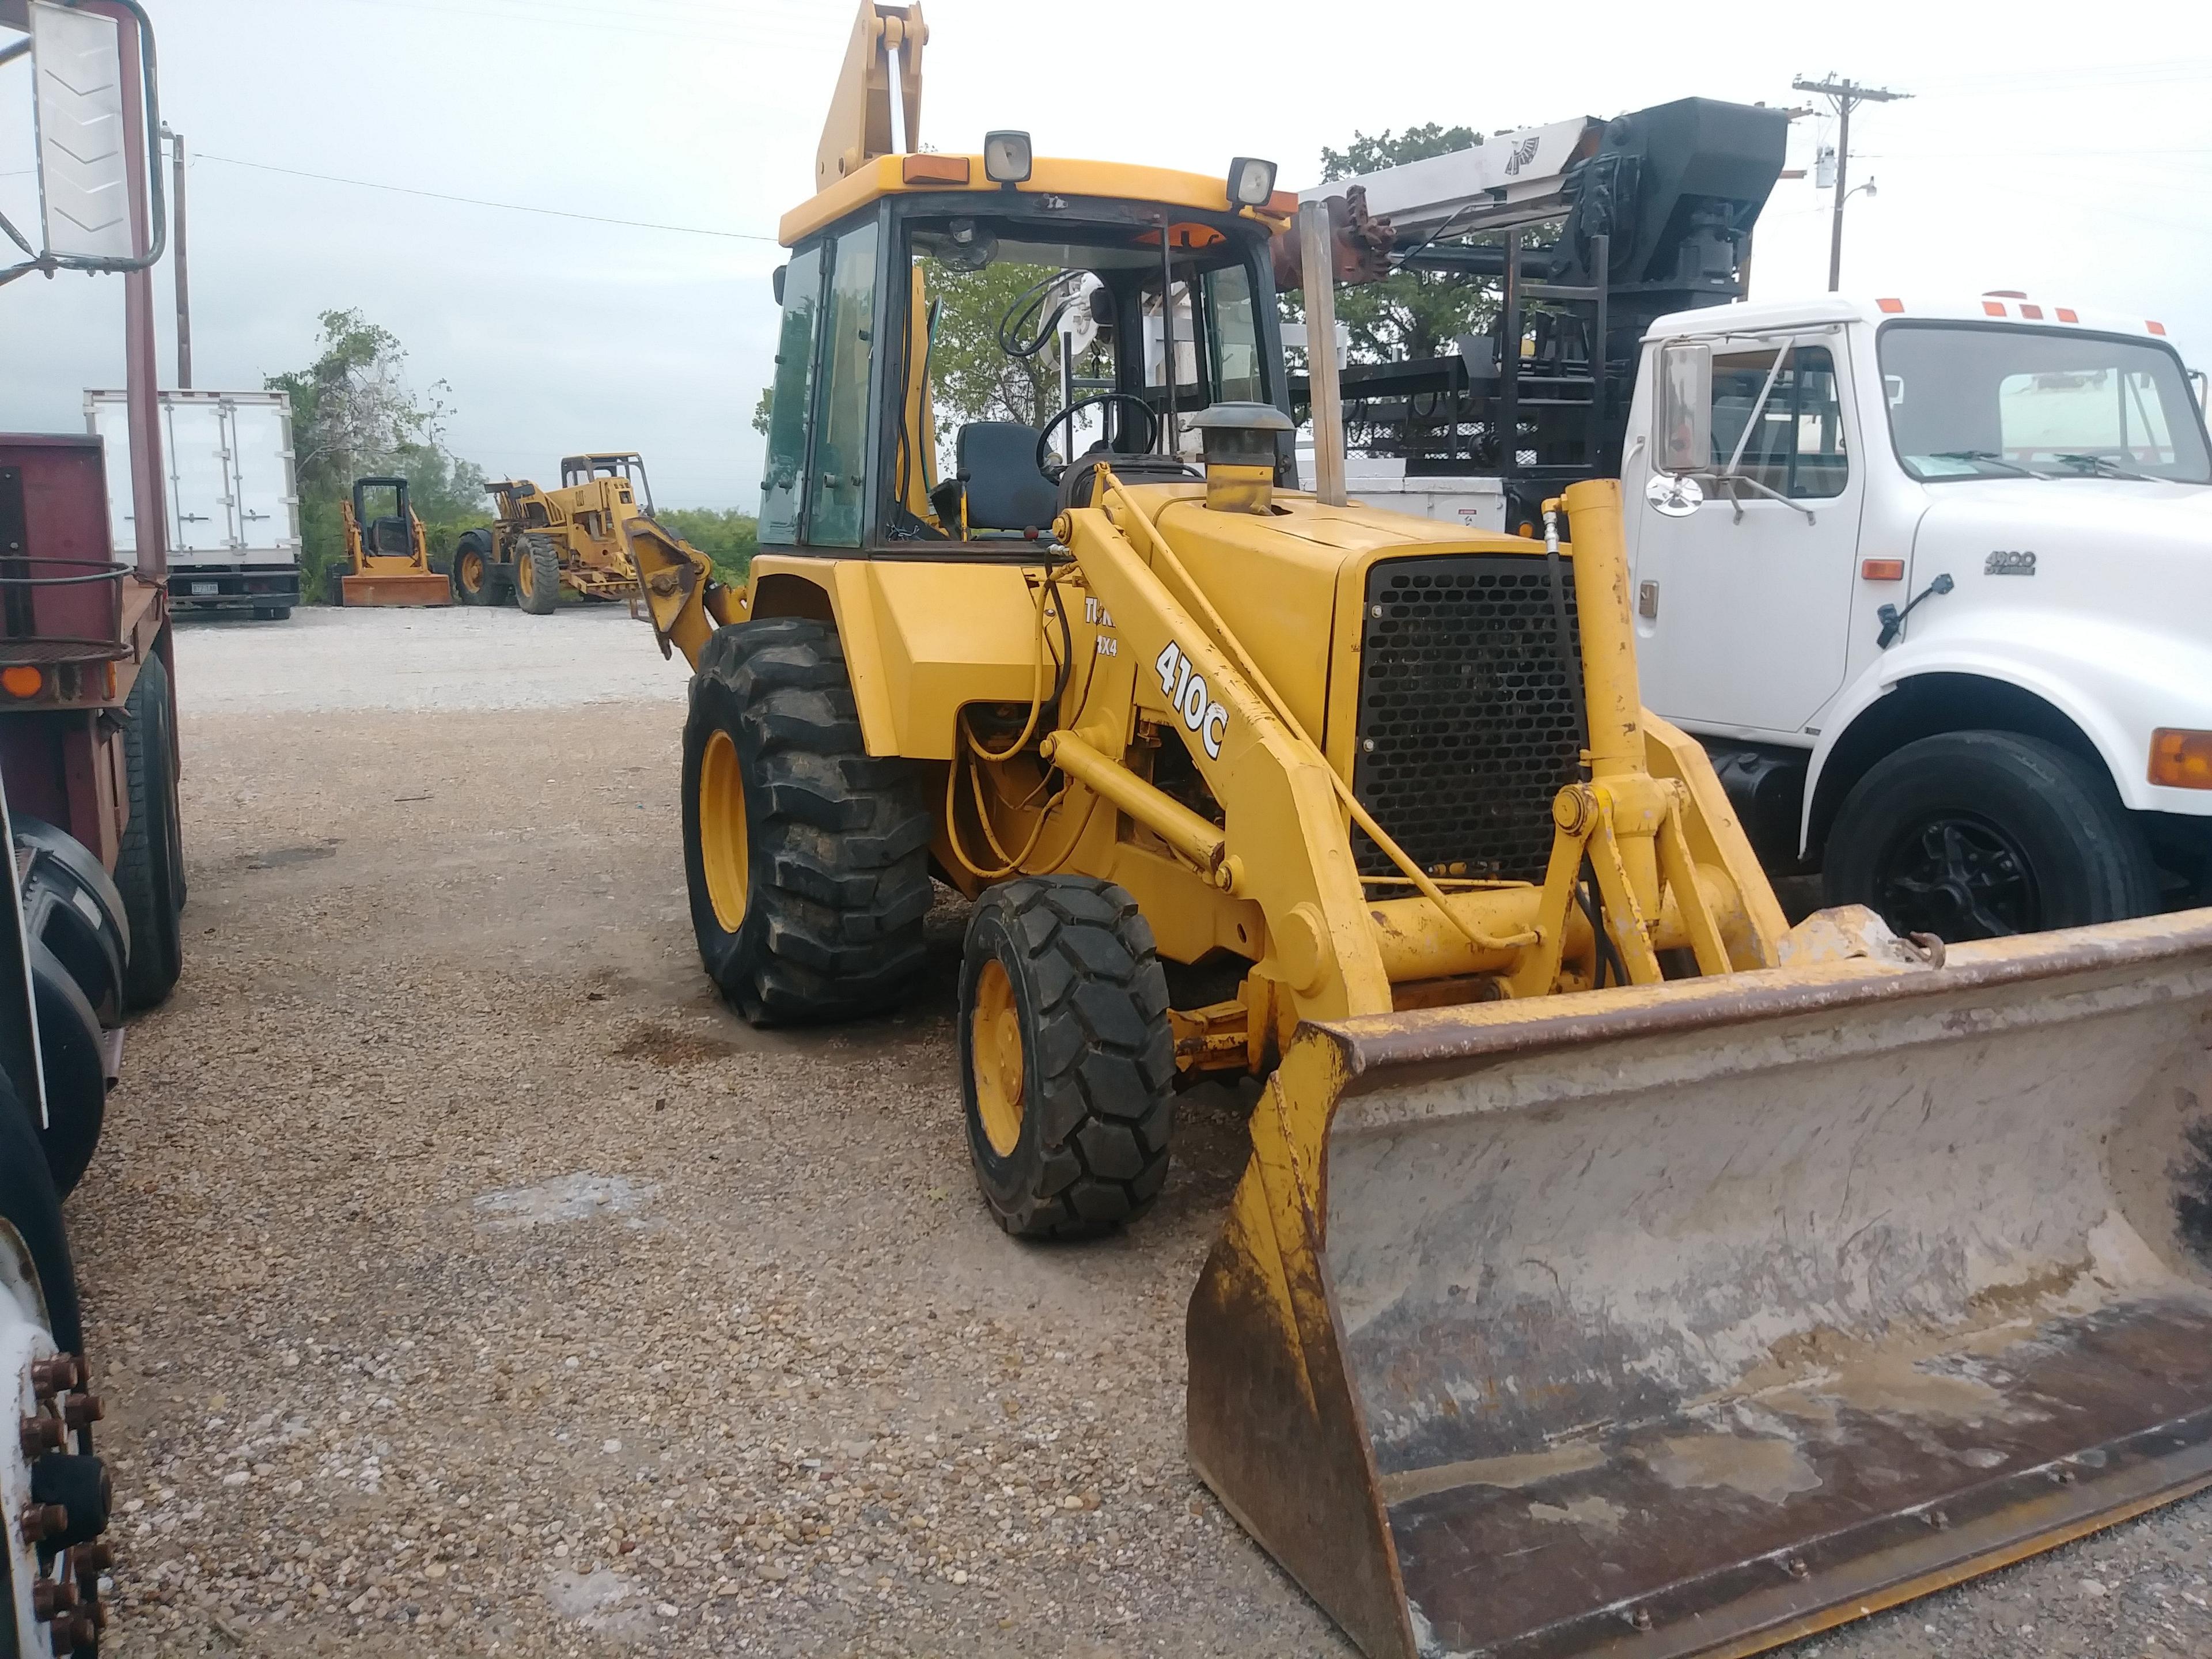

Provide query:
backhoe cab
left=340, top=477, right=451, bottom=607
left=623, top=8, right=2212, bottom=1657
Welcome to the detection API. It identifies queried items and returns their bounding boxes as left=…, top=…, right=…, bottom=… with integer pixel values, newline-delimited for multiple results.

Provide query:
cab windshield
left=895, top=210, right=1268, bottom=540
left=1880, top=321, right=2212, bottom=484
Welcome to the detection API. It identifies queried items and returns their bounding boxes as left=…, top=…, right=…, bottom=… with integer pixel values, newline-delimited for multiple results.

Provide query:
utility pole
left=162, top=123, right=191, bottom=388
left=1792, top=75, right=1909, bottom=291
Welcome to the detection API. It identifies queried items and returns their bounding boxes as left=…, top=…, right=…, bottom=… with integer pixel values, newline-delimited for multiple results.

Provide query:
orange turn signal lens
left=901, top=154, right=971, bottom=186
left=0, top=665, right=43, bottom=699
left=1861, top=558, right=1906, bottom=582
left=1876, top=297, right=1904, bottom=314
left=2149, top=729, right=2212, bottom=789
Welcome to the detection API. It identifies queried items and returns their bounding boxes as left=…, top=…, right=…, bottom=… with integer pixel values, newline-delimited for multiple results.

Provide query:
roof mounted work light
left=1226, top=156, right=1278, bottom=209
left=982, top=131, right=1032, bottom=185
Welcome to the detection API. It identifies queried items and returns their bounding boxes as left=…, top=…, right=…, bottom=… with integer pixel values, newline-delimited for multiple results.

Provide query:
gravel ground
left=58, top=605, right=2212, bottom=1657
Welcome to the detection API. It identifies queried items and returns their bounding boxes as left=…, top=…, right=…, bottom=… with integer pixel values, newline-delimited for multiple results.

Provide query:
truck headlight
left=2149, top=728, right=2212, bottom=789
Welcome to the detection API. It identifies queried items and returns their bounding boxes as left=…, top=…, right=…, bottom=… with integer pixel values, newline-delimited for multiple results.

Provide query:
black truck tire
left=452, top=529, right=498, bottom=605
left=515, top=533, right=561, bottom=615
left=1824, top=730, right=2160, bottom=942
left=29, top=942, right=105, bottom=1197
left=959, top=876, right=1176, bottom=1238
left=115, top=652, right=184, bottom=1010
left=681, top=618, right=932, bottom=1022
left=0, top=1068, right=84, bottom=1355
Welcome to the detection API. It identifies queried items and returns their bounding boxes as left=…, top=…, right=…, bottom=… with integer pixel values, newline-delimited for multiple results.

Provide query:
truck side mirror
left=772, top=264, right=787, bottom=306
left=1655, top=342, right=1712, bottom=476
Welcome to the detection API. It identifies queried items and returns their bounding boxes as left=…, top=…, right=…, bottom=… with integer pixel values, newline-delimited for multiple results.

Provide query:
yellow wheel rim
left=458, top=550, right=483, bottom=593
left=699, top=728, right=750, bottom=933
left=516, top=553, right=535, bottom=600
left=971, top=958, right=1025, bottom=1157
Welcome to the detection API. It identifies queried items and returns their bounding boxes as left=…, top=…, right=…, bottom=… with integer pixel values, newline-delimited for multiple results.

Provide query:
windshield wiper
left=1928, top=449, right=2052, bottom=480
left=2053, top=452, right=2154, bottom=482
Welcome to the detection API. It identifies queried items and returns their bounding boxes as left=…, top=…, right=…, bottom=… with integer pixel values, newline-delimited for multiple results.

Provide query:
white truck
left=85, top=388, right=302, bottom=620
left=1618, top=292, right=2212, bottom=940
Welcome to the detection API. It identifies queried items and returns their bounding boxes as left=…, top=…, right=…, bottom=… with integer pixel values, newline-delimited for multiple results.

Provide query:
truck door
left=1628, top=335, right=1865, bottom=734
left=161, top=400, right=233, bottom=555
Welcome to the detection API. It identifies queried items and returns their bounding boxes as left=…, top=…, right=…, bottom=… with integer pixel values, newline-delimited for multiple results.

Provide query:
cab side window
left=1711, top=345, right=1850, bottom=499
left=807, top=219, right=882, bottom=548
left=760, top=244, right=824, bottom=543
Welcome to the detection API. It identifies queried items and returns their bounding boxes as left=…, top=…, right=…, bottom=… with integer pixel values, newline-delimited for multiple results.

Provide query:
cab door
left=1627, top=334, right=1867, bottom=736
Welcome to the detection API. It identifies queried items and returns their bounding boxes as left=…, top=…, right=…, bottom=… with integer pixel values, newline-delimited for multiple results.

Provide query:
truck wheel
left=959, top=876, right=1175, bottom=1238
left=682, top=618, right=932, bottom=1022
left=115, top=653, right=184, bottom=1010
left=0, top=1069, right=83, bottom=1355
left=452, top=531, right=497, bottom=605
left=514, top=534, right=560, bottom=615
left=1823, top=731, right=2159, bottom=941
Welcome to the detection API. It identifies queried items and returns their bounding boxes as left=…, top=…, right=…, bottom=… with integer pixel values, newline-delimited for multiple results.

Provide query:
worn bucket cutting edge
left=342, top=573, right=453, bottom=607
left=1188, top=911, right=2212, bottom=1659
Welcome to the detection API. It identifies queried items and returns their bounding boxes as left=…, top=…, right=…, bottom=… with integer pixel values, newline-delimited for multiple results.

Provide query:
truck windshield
left=1879, top=322, right=2211, bottom=484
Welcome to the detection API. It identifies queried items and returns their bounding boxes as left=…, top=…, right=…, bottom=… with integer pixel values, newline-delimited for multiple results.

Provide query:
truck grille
left=1351, top=554, right=1585, bottom=883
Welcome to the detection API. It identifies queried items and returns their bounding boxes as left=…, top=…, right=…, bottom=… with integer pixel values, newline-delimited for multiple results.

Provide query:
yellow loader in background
left=625, top=7, right=2212, bottom=1654
left=339, top=477, right=452, bottom=607
left=454, top=452, right=673, bottom=614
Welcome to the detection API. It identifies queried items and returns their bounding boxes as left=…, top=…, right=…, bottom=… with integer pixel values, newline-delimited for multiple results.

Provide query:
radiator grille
left=1351, top=554, right=1585, bottom=882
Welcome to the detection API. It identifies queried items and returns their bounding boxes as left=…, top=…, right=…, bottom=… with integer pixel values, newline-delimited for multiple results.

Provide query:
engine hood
left=1910, top=479, right=2212, bottom=613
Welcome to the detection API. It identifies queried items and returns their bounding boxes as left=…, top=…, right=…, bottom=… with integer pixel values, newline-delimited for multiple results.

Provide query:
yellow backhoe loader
left=339, top=477, right=452, bottom=607
left=454, top=453, right=669, bottom=614
left=624, top=7, right=2212, bottom=1654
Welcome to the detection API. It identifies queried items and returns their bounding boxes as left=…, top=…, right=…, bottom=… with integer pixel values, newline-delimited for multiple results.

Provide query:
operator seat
left=942, top=421, right=1058, bottom=533
left=369, top=517, right=412, bottom=556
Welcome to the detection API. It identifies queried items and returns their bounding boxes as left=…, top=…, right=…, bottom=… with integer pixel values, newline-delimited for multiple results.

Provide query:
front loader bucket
left=1189, top=913, right=2212, bottom=1659
left=342, top=572, right=453, bottom=607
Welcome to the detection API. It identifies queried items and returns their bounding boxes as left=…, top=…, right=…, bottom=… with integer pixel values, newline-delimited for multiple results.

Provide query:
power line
left=195, top=152, right=781, bottom=243
left=1793, top=75, right=1911, bottom=292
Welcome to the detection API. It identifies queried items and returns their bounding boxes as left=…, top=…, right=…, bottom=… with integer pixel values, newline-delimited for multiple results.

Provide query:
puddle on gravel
left=472, top=1173, right=659, bottom=1230
left=544, top=1567, right=650, bottom=1637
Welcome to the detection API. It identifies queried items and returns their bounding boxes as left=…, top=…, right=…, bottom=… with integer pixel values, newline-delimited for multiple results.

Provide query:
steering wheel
left=1035, top=394, right=1162, bottom=481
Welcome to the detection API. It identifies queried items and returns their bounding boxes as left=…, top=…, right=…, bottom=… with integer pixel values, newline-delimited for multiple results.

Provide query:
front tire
left=681, top=618, right=932, bottom=1022
left=452, top=531, right=497, bottom=605
left=959, top=876, right=1175, bottom=1238
left=115, top=652, right=184, bottom=1010
left=514, top=533, right=560, bottom=615
left=1823, top=730, right=2159, bottom=941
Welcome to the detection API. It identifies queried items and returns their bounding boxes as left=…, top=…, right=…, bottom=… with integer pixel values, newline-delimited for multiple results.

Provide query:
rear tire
left=0, top=1069, right=82, bottom=1355
left=452, top=530, right=497, bottom=606
left=115, top=653, right=184, bottom=1011
left=681, top=618, right=932, bottom=1022
left=514, top=533, right=560, bottom=615
left=1823, top=730, right=2159, bottom=941
left=959, top=876, right=1175, bottom=1238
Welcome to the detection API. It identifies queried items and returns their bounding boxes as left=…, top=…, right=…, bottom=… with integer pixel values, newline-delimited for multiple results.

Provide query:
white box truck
left=85, top=389, right=302, bottom=619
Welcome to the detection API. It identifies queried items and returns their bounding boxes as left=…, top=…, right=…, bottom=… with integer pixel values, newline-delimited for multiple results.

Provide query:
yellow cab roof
left=778, top=153, right=1296, bottom=247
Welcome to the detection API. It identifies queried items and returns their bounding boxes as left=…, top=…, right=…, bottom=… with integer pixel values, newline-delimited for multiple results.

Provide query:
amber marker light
left=902, top=154, right=970, bottom=185
left=1861, top=559, right=1906, bottom=581
left=0, top=666, right=43, bottom=699
left=2149, top=729, right=2212, bottom=789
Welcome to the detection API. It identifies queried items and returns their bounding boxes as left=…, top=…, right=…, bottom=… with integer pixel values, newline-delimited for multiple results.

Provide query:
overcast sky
left=2, top=0, right=2207, bottom=509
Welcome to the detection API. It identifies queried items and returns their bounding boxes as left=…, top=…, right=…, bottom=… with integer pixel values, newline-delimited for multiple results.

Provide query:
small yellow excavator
left=339, top=478, right=452, bottom=607
left=623, top=7, right=2212, bottom=1655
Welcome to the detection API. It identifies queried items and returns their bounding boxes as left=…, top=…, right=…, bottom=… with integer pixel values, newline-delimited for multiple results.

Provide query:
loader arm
left=623, top=514, right=745, bottom=664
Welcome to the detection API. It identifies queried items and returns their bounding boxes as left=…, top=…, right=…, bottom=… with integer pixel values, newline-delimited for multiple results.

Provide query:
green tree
left=660, top=507, right=758, bottom=587
left=1306, top=124, right=1497, bottom=363
left=266, top=309, right=489, bottom=601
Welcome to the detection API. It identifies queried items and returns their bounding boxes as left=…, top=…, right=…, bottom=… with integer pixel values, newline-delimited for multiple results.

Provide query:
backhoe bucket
left=342, top=571, right=452, bottom=607
left=1189, top=913, right=2212, bottom=1659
